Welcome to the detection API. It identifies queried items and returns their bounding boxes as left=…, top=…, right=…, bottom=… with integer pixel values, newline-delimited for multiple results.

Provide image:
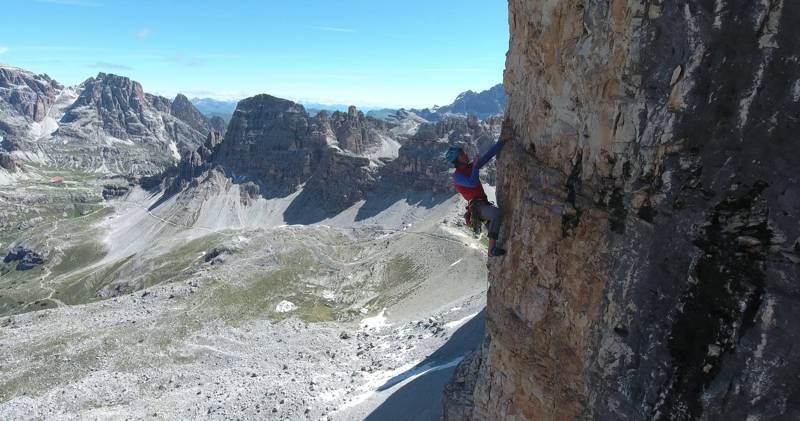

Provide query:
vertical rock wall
left=445, top=1, right=800, bottom=419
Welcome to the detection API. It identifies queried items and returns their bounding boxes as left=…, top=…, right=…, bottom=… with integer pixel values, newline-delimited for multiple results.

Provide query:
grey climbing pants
left=474, top=202, right=502, bottom=240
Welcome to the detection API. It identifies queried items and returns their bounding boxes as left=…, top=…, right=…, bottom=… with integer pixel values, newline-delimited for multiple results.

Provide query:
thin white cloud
left=0, top=46, right=8, bottom=54
left=136, top=28, right=152, bottom=39
left=90, top=61, right=132, bottom=70
left=34, top=0, right=99, bottom=6
left=312, top=26, right=356, bottom=33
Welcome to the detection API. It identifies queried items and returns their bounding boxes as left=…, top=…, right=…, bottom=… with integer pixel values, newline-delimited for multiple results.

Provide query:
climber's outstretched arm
left=474, top=141, right=503, bottom=171
left=453, top=170, right=480, bottom=187
left=474, top=118, right=514, bottom=171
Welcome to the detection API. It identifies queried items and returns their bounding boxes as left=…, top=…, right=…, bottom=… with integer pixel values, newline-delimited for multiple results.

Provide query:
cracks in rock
left=561, top=151, right=583, bottom=237
left=612, top=109, right=623, bottom=140
left=653, top=180, right=771, bottom=420
left=755, top=0, right=783, bottom=43
left=607, top=187, right=627, bottom=234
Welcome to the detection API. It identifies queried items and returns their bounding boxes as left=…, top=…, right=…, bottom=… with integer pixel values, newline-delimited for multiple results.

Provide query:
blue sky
left=0, top=0, right=508, bottom=108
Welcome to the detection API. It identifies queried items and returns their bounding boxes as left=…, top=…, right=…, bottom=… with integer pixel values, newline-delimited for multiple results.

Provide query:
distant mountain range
left=0, top=65, right=503, bottom=197
left=0, top=65, right=219, bottom=176
left=408, top=84, right=506, bottom=121
left=188, top=97, right=239, bottom=121
left=163, top=95, right=502, bottom=220
left=191, top=83, right=506, bottom=123
left=190, top=99, right=389, bottom=123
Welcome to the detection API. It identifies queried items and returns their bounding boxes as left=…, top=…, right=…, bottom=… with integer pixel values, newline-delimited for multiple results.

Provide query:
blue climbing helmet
left=445, top=146, right=462, bottom=164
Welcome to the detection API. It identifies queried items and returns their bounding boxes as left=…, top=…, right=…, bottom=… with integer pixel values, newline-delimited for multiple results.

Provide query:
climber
left=445, top=119, right=513, bottom=257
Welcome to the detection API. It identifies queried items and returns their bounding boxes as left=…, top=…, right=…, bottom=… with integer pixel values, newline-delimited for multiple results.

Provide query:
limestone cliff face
left=445, top=1, right=800, bottom=420
left=59, top=73, right=206, bottom=151
left=0, top=66, right=62, bottom=123
left=170, top=93, right=212, bottom=135
left=163, top=131, right=223, bottom=196
left=214, top=94, right=329, bottom=198
left=324, top=105, right=386, bottom=155
left=0, top=66, right=63, bottom=146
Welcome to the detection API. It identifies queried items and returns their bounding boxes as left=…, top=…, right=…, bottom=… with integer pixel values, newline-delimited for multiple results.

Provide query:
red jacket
left=453, top=163, right=488, bottom=202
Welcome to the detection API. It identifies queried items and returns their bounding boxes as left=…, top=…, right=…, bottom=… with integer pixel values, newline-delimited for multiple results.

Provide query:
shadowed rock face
left=0, top=152, right=17, bottom=170
left=162, top=131, right=224, bottom=197
left=444, top=1, right=800, bottom=420
left=214, top=94, right=328, bottom=198
left=209, top=116, right=227, bottom=133
left=325, top=106, right=386, bottom=155
left=170, top=93, right=212, bottom=135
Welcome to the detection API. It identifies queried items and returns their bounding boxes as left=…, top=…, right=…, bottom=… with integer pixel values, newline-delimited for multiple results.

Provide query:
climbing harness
left=464, top=199, right=491, bottom=235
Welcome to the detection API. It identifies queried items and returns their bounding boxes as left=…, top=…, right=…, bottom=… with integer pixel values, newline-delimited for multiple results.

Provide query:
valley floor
left=0, top=281, right=485, bottom=420
left=0, top=175, right=492, bottom=420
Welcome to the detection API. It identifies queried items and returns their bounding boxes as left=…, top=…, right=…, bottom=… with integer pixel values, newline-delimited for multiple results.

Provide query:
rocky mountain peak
left=327, top=105, right=383, bottom=154
left=84, top=72, right=146, bottom=104
left=0, top=70, right=208, bottom=176
left=0, top=65, right=63, bottom=123
left=240, top=94, right=307, bottom=116
left=213, top=94, right=320, bottom=197
left=0, top=65, right=61, bottom=91
left=445, top=84, right=505, bottom=117
left=62, top=72, right=151, bottom=140
left=174, top=92, right=501, bottom=216
left=223, top=94, right=313, bottom=151
left=146, top=93, right=171, bottom=114
left=170, top=93, right=211, bottom=134
left=409, top=83, right=506, bottom=122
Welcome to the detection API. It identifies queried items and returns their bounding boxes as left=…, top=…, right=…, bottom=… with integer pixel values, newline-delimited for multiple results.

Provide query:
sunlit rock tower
left=444, top=0, right=800, bottom=419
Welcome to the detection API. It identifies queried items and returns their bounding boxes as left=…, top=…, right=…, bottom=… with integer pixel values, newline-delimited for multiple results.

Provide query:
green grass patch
left=51, top=240, right=108, bottom=276
left=55, top=255, right=135, bottom=306
left=209, top=248, right=341, bottom=324
left=52, top=233, right=223, bottom=306
left=382, top=255, right=423, bottom=290
left=354, top=255, right=426, bottom=310
left=138, top=234, right=225, bottom=290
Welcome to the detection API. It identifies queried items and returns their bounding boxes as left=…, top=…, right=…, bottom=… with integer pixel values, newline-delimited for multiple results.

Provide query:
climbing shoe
left=489, top=246, right=506, bottom=257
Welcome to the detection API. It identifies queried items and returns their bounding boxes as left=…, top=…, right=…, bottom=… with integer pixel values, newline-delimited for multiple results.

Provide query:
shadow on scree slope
left=145, top=160, right=453, bottom=225
left=282, top=178, right=453, bottom=225
left=364, top=310, right=486, bottom=421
